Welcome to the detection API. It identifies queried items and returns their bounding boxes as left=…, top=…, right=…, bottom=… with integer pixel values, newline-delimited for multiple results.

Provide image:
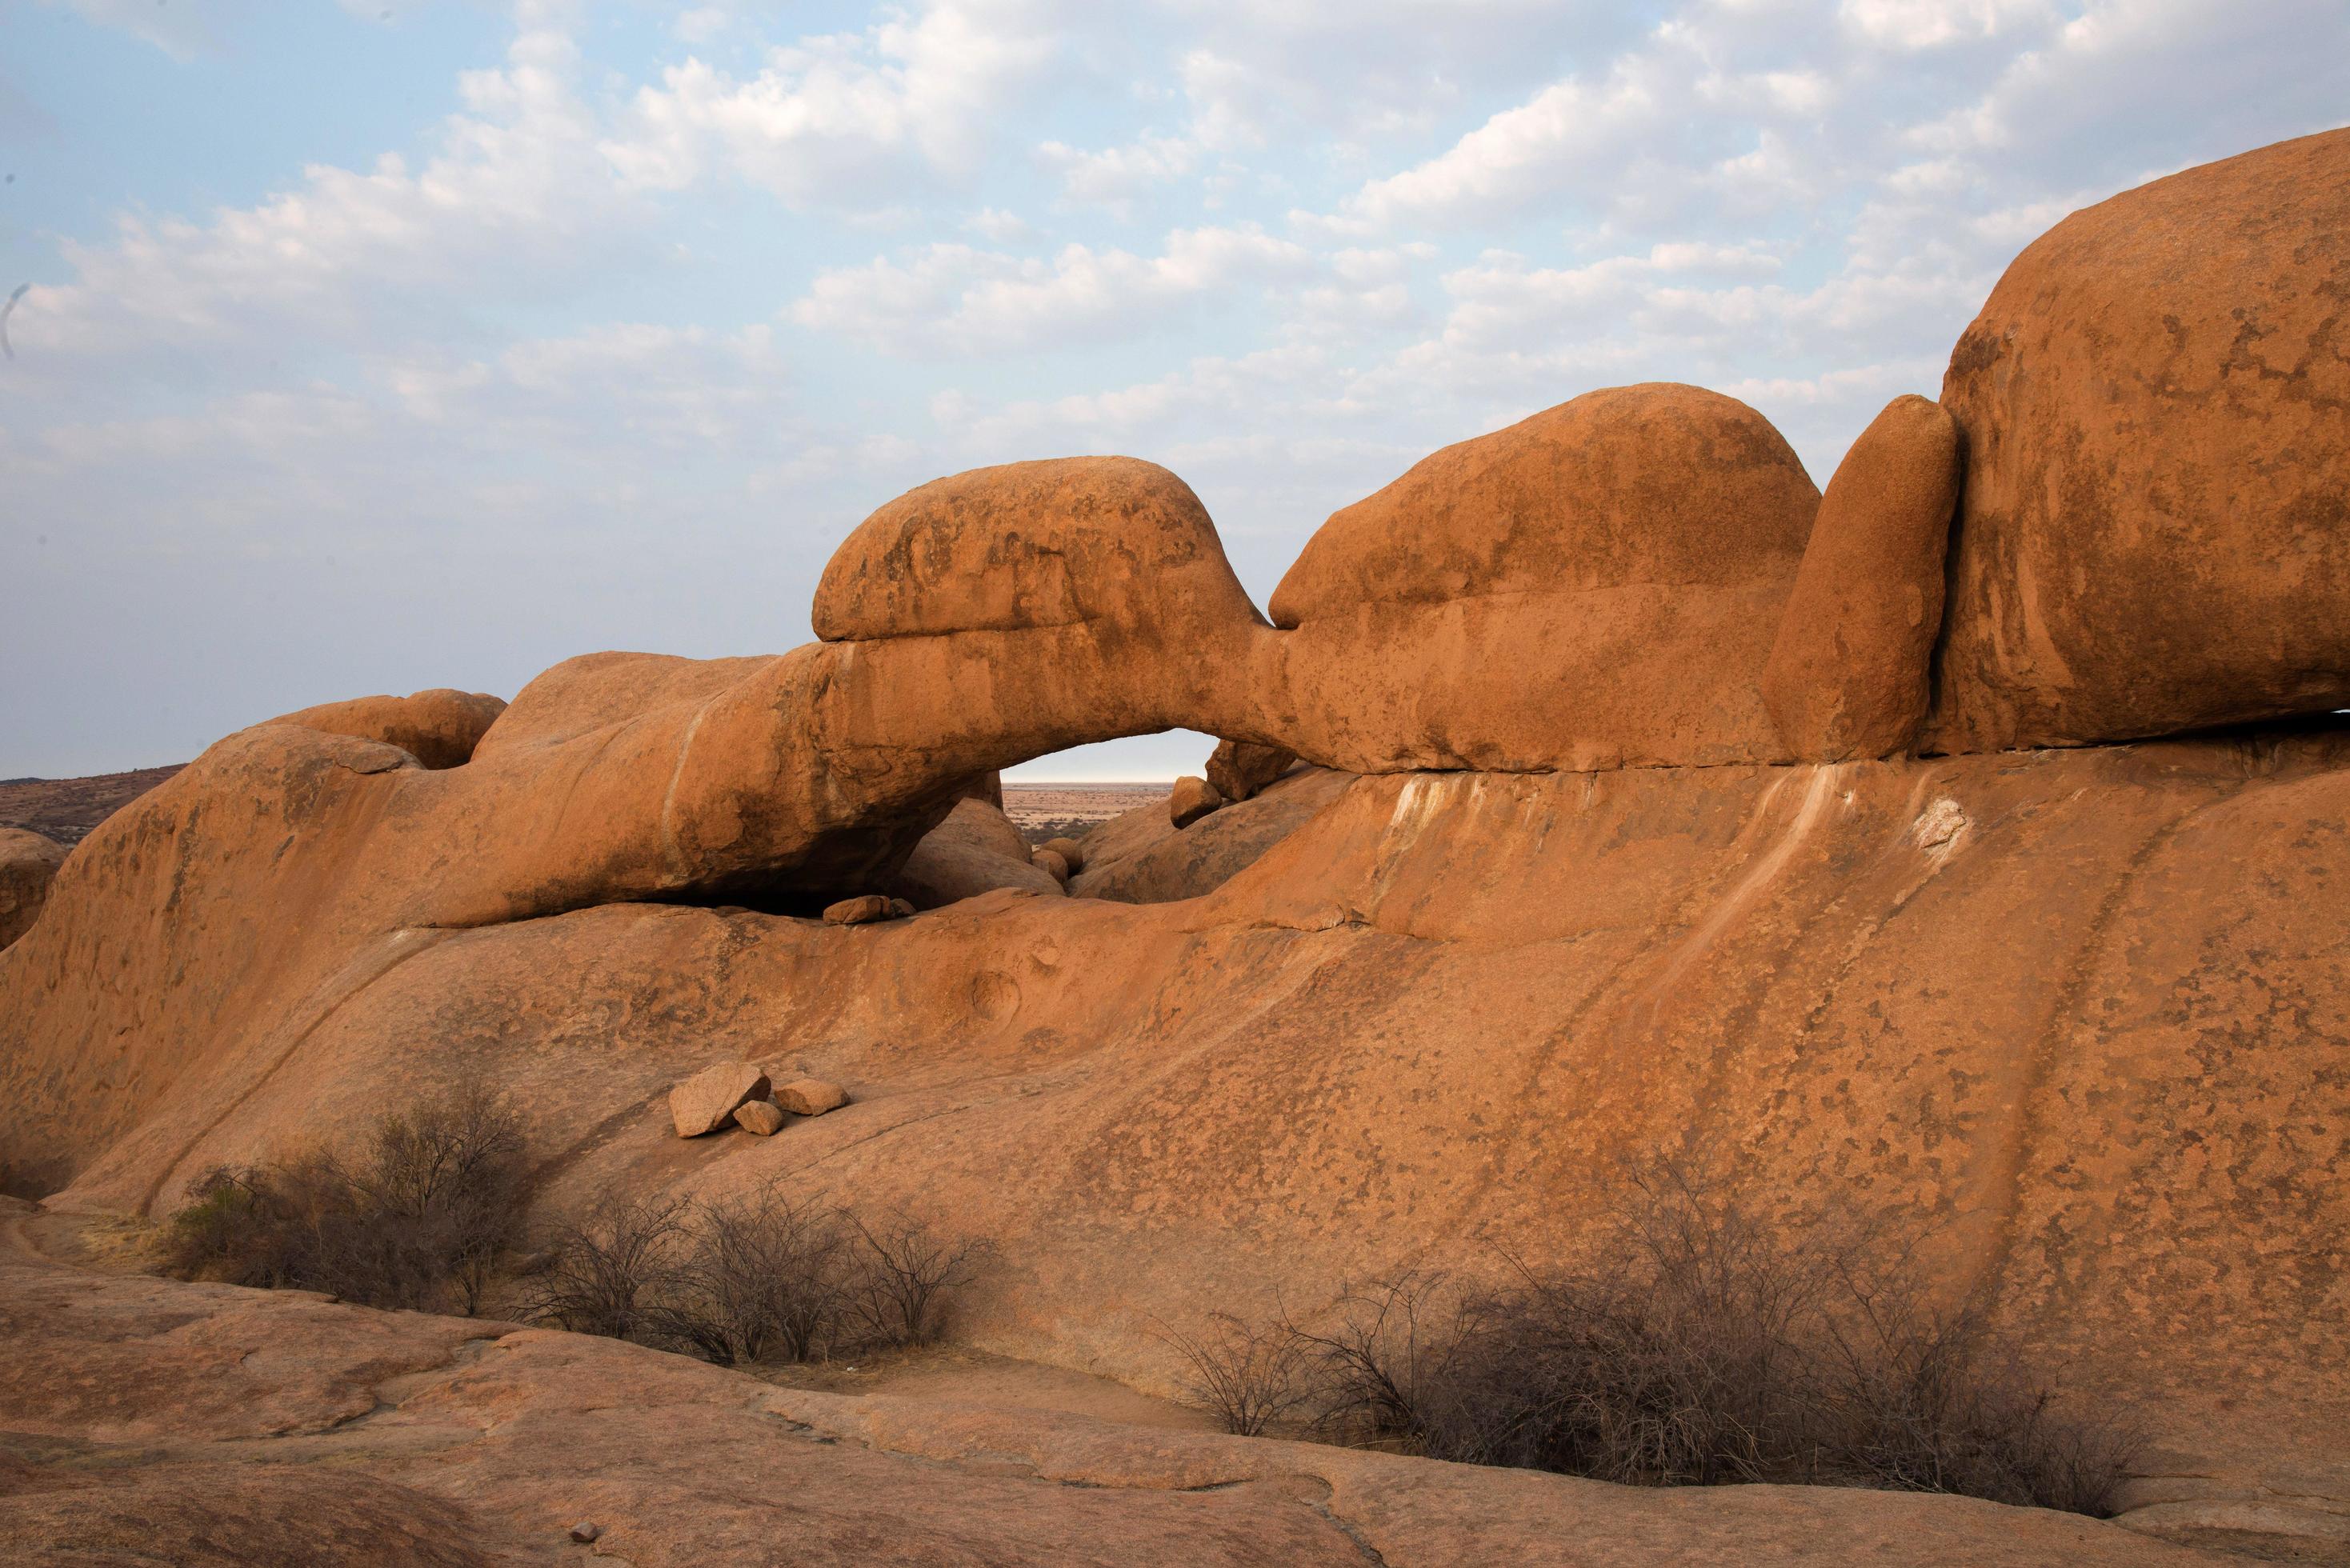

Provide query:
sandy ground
left=1003, top=783, right=1167, bottom=846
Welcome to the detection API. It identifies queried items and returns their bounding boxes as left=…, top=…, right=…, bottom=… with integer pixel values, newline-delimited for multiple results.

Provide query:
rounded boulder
left=1928, top=128, right=2350, bottom=750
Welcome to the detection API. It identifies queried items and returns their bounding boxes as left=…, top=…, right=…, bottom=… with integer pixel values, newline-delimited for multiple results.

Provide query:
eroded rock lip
left=1927, top=126, right=2350, bottom=752
left=274, top=687, right=508, bottom=770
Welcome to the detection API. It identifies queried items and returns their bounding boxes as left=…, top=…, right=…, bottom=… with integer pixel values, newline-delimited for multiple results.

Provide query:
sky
left=2, top=1, right=2343, bottom=781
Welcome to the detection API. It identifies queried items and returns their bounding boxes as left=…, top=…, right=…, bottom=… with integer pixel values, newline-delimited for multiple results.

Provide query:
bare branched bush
left=1223, top=1166, right=2140, bottom=1518
left=668, top=1186, right=853, bottom=1365
left=1277, top=1271, right=1489, bottom=1451
left=844, top=1209, right=991, bottom=1349
left=162, top=1079, right=530, bottom=1314
left=526, top=1197, right=691, bottom=1342
left=529, top=1193, right=987, bottom=1365
left=1812, top=1259, right=2142, bottom=1515
left=1155, top=1310, right=1312, bottom=1436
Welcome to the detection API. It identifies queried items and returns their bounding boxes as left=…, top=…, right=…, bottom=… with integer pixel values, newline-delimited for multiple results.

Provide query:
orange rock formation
left=5, top=128, right=2348, bottom=1561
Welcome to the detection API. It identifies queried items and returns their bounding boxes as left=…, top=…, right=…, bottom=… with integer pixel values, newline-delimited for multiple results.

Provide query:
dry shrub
left=1180, top=1166, right=2141, bottom=1518
left=162, top=1078, right=530, bottom=1314
left=530, top=1187, right=985, bottom=1365
left=1278, top=1271, right=1490, bottom=1451
left=526, top=1196, right=691, bottom=1342
left=844, top=1208, right=991, bottom=1348
left=1156, top=1310, right=1312, bottom=1436
left=675, top=1187, right=855, bottom=1365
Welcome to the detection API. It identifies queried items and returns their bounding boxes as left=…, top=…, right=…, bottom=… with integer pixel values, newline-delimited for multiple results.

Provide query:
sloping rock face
left=0, top=828, right=66, bottom=951
left=1071, top=766, right=1354, bottom=904
left=5, top=130, right=2350, bottom=1561
left=891, top=798, right=1066, bottom=908
left=1927, top=128, right=2350, bottom=750
left=1267, top=382, right=1819, bottom=771
left=6, top=730, right=2347, bottom=1556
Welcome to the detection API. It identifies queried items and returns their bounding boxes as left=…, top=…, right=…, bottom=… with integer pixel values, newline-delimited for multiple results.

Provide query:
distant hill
left=0, top=766, right=184, bottom=846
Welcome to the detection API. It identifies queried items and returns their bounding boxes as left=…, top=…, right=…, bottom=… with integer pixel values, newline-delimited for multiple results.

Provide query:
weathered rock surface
left=891, top=798, right=1066, bottom=909
left=1169, top=776, right=1223, bottom=829
left=273, top=688, right=508, bottom=770
left=669, top=1064, right=771, bottom=1138
left=0, top=1226, right=2226, bottom=1566
left=1207, top=739, right=1299, bottom=802
left=734, top=1100, right=786, bottom=1136
left=815, top=457, right=1263, bottom=645
left=12, top=719, right=2348, bottom=1565
left=1073, top=766, right=1355, bottom=905
left=5, top=130, right=2350, bottom=1563
left=1267, top=382, right=1818, bottom=771
left=775, top=1078, right=848, bottom=1117
left=823, top=894, right=896, bottom=926
left=0, top=828, right=66, bottom=951
left=1927, top=127, right=2350, bottom=751
left=1763, top=396, right=1961, bottom=760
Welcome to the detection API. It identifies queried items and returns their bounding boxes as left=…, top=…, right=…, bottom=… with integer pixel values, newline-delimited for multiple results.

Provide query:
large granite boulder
left=1071, top=766, right=1354, bottom=906
left=1763, top=396, right=1962, bottom=760
left=1926, top=127, right=2350, bottom=751
left=1267, top=383, right=1819, bottom=772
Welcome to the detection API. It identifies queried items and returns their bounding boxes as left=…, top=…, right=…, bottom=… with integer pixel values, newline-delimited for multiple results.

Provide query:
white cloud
left=601, top=1, right=1063, bottom=206
left=673, top=6, right=730, bottom=44
left=790, top=226, right=1319, bottom=355
left=1038, top=132, right=1199, bottom=212
left=1840, top=0, right=2056, bottom=51
left=13, top=18, right=623, bottom=370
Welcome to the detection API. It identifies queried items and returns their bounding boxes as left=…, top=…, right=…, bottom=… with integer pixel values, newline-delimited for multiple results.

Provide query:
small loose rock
left=775, top=1078, right=848, bottom=1117
left=734, top=1100, right=786, bottom=1136
left=669, top=1062, right=771, bottom=1138
left=570, top=1522, right=602, bottom=1543
left=823, top=894, right=895, bottom=926
left=1168, top=775, right=1223, bottom=829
